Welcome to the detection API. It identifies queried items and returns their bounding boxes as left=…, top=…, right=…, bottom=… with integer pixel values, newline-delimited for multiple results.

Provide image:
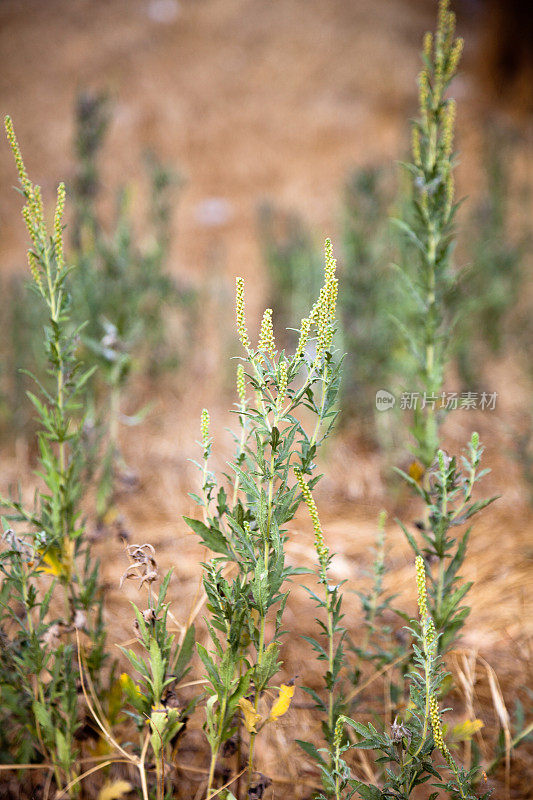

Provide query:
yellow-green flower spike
left=324, top=237, right=336, bottom=284
left=28, top=250, right=44, bottom=294
left=235, top=276, right=251, bottom=350
left=4, top=116, right=30, bottom=193
left=423, top=31, right=433, bottom=61
left=310, top=285, right=328, bottom=324
left=294, top=467, right=330, bottom=573
left=257, top=307, right=276, bottom=359
left=418, top=70, right=430, bottom=120
left=447, top=37, right=463, bottom=79
left=315, top=301, right=328, bottom=363
left=333, top=715, right=344, bottom=750
left=430, top=694, right=447, bottom=752
left=430, top=689, right=464, bottom=781
left=415, top=556, right=428, bottom=618
left=236, top=363, right=246, bottom=405
left=32, top=184, right=45, bottom=237
left=295, top=316, right=311, bottom=361
left=22, top=205, right=39, bottom=250
left=54, top=182, right=66, bottom=269
left=327, top=276, right=338, bottom=328
left=415, top=555, right=436, bottom=647
left=201, top=408, right=210, bottom=451
left=442, top=100, right=456, bottom=158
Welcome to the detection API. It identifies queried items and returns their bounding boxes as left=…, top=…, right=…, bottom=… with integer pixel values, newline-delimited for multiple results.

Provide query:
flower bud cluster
left=201, top=408, right=210, bottom=453
left=313, top=239, right=338, bottom=364
left=54, top=182, right=66, bottom=269
left=257, top=307, right=276, bottom=359
left=277, top=360, right=288, bottom=410
left=236, top=363, right=246, bottom=405
left=294, top=468, right=330, bottom=574
left=415, top=556, right=436, bottom=649
left=235, top=276, right=251, bottom=350
left=295, top=316, right=311, bottom=361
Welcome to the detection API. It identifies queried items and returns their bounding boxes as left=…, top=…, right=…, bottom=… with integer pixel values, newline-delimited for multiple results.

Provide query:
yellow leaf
left=119, top=672, right=131, bottom=690
left=103, top=506, right=119, bottom=526
left=238, top=697, right=262, bottom=733
left=269, top=683, right=295, bottom=721
left=107, top=678, right=125, bottom=723
left=90, top=735, right=111, bottom=757
left=98, top=780, right=132, bottom=800
left=450, top=718, right=484, bottom=743
left=62, top=536, right=75, bottom=577
left=119, top=673, right=142, bottom=700
left=408, top=461, right=425, bottom=484
left=37, top=547, right=63, bottom=577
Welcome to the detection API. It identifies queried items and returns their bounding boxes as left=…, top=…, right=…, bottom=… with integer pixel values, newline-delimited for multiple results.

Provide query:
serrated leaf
left=183, top=517, right=229, bottom=555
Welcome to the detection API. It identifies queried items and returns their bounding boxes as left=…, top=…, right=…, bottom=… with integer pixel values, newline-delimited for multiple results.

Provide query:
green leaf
left=174, top=624, right=195, bottom=682
left=149, top=638, right=165, bottom=703
left=296, top=739, right=326, bottom=766
left=32, top=700, right=53, bottom=736
left=55, top=728, right=71, bottom=770
left=183, top=517, right=229, bottom=556
left=353, top=783, right=383, bottom=800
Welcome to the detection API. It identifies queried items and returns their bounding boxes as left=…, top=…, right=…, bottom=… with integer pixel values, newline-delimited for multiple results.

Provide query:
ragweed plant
left=294, top=470, right=348, bottom=776
left=119, top=545, right=196, bottom=800
left=185, top=240, right=342, bottom=796
left=346, top=511, right=406, bottom=703
left=0, top=117, right=105, bottom=791
left=393, top=0, right=463, bottom=468
left=392, top=1, right=497, bottom=653
left=346, top=557, right=490, bottom=800
left=396, top=434, right=495, bottom=652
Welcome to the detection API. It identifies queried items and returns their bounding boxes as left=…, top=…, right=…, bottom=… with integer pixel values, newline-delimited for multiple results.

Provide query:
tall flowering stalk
left=394, top=0, right=463, bottom=468
left=392, top=0, right=495, bottom=653
left=294, top=470, right=347, bottom=772
left=185, top=240, right=342, bottom=796
left=344, top=558, right=488, bottom=800
left=0, top=117, right=105, bottom=791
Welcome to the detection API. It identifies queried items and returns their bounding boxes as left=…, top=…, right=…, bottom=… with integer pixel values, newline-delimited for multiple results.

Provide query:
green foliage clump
left=392, top=0, right=463, bottom=468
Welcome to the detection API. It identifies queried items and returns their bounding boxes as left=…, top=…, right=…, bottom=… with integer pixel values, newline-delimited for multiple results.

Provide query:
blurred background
left=0, top=0, right=532, bottom=793
left=2, top=0, right=532, bottom=493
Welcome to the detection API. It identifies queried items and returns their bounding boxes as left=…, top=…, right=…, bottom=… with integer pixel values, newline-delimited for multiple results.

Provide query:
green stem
left=206, top=750, right=218, bottom=799
left=206, top=696, right=227, bottom=799
left=22, top=569, right=64, bottom=790
left=248, top=444, right=276, bottom=784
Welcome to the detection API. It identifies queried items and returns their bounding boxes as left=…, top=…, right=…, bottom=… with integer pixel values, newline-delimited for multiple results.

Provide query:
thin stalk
left=247, top=446, right=276, bottom=783
left=325, top=591, right=335, bottom=740
left=206, top=694, right=228, bottom=799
